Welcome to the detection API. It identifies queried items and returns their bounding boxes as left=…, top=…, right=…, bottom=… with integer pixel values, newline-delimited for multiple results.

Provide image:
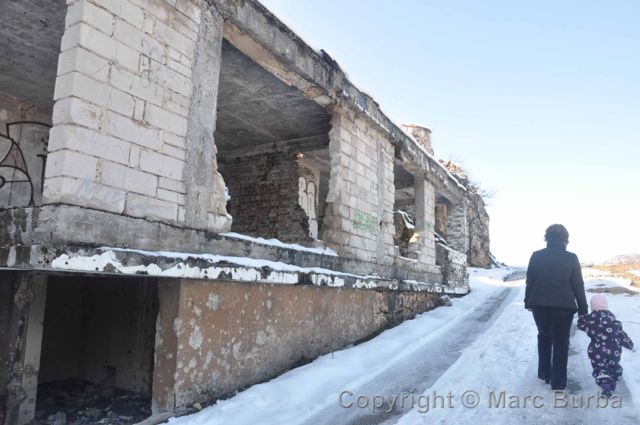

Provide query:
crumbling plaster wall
left=152, top=278, right=443, bottom=412
left=0, top=273, right=47, bottom=425
left=218, top=151, right=313, bottom=244
left=42, top=0, right=230, bottom=232
left=322, top=106, right=395, bottom=265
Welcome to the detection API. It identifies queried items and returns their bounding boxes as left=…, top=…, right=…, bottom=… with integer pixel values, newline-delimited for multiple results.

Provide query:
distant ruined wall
left=441, top=161, right=492, bottom=268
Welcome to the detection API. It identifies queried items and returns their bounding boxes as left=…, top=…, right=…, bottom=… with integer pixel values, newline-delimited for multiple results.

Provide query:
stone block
left=129, top=146, right=141, bottom=167
left=114, top=19, right=166, bottom=63
left=61, top=22, right=117, bottom=60
left=157, top=188, right=185, bottom=204
left=159, top=177, right=185, bottom=193
left=57, top=47, right=110, bottom=81
left=52, top=97, right=103, bottom=130
left=48, top=125, right=131, bottom=165
left=176, top=0, right=202, bottom=24
left=161, top=144, right=186, bottom=160
left=144, top=104, right=188, bottom=136
left=45, top=150, right=98, bottom=180
left=110, top=67, right=165, bottom=107
left=107, top=88, right=135, bottom=117
left=153, top=19, right=196, bottom=59
left=66, top=0, right=115, bottom=35
left=115, top=41, right=140, bottom=71
left=139, top=150, right=184, bottom=180
left=125, top=193, right=178, bottom=222
left=54, top=71, right=109, bottom=105
left=106, top=111, right=161, bottom=149
left=43, top=176, right=126, bottom=213
left=101, top=161, right=158, bottom=196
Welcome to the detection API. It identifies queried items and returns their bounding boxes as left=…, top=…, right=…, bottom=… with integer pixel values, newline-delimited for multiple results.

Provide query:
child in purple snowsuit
left=577, top=294, right=635, bottom=396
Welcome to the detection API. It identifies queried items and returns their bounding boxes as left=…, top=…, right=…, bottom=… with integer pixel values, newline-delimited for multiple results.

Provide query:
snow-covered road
left=166, top=268, right=640, bottom=425
left=301, top=285, right=518, bottom=425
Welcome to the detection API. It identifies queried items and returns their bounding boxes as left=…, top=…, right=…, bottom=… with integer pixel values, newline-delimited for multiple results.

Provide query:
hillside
left=591, top=254, right=640, bottom=287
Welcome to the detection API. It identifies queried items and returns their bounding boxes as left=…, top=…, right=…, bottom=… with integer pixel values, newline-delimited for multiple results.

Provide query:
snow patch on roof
left=221, top=232, right=338, bottom=256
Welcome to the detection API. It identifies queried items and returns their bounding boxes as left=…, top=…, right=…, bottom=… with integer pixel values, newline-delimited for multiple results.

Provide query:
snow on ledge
left=48, top=248, right=467, bottom=294
left=50, top=248, right=376, bottom=289
left=220, top=232, right=338, bottom=256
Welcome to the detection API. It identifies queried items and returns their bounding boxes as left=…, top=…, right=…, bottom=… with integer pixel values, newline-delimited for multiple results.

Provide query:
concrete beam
left=0, top=205, right=446, bottom=286
left=218, top=134, right=329, bottom=160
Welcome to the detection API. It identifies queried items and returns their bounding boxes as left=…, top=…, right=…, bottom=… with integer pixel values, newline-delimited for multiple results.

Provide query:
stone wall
left=0, top=94, right=52, bottom=207
left=218, top=152, right=313, bottom=244
left=152, top=278, right=443, bottom=412
left=436, top=244, right=468, bottom=288
left=466, top=192, right=492, bottom=268
left=42, top=0, right=230, bottom=231
left=322, top=106, right=395, bottom=264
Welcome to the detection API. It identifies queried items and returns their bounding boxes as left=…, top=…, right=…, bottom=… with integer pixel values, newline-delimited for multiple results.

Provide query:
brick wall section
left=218, top=152, right=313, bottom=244
left=43, top=0, right=205, bottom=224
left=323, top=106, right=395, bottom=264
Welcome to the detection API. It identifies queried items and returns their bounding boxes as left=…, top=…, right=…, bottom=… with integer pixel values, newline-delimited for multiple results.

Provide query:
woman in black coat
left=524, top=224, right=589, bottom=390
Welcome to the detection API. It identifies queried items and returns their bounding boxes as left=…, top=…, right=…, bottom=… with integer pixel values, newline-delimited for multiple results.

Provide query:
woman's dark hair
left=545, top=224, right=569, bottom=245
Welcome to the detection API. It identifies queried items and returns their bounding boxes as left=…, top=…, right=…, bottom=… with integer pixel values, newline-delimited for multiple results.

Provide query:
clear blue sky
left=261, top=0, right=640, bottom=266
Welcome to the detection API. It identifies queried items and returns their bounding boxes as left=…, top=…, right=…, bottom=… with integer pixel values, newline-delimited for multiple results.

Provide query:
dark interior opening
left=36, top=276, right=158, bottom=424
left=393, top=162, right=417, bottom=258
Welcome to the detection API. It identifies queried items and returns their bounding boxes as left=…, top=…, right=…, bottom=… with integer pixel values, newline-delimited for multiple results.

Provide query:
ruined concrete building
left=0, top=0, right=491, bottom=423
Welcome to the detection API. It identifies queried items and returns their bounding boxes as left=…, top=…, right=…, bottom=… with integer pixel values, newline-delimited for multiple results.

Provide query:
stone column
left=43, top=0, right=231, bottom=232
left=322, top=105, right=394, bottom=265
left=413, top=173, right=437, bottom=269
left=447, top=201, right=470, bottom=255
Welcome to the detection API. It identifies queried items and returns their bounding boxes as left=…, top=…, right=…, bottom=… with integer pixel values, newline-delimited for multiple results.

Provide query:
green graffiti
left=352, top=211, right=378, bottom=236
left=425, top=222, right=434, bottom=231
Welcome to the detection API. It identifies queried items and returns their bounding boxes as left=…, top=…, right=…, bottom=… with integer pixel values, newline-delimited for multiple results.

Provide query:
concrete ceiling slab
left=0, top=0, right=67, bottom=109
left=215, top=40, right=331, bottom=151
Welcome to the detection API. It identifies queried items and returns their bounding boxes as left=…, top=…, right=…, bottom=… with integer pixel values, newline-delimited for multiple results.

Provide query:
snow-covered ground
left=165, top=267, right=640, bottom=425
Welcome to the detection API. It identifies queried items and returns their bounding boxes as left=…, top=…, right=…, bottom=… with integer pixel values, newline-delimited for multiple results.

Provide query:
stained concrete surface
left=0, top=0, right=66, bottom=108
left=215, top=40, right=331, bottom=151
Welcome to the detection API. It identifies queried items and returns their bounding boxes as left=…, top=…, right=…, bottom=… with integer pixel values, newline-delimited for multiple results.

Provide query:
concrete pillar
left=2, top=273, right=47, bottom=425
left=151, top=279, right=181, bottom=414
left=182, top=4, right=232, bottom=233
